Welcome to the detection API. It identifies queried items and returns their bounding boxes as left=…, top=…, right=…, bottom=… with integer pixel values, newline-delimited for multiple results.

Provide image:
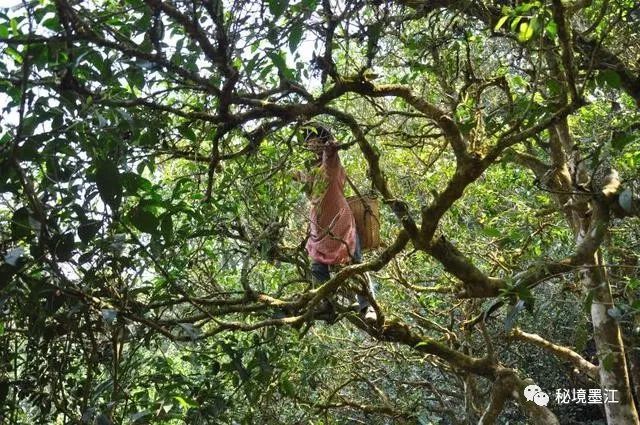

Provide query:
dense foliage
left=1, top=0, right=640, bottom=423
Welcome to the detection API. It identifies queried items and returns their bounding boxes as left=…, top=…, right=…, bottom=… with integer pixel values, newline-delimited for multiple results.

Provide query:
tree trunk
left=585, top=251, right=640, bottom=424
left=478, top=374, right=560, bottom=425
left=628, top=335, right=640, bottom=409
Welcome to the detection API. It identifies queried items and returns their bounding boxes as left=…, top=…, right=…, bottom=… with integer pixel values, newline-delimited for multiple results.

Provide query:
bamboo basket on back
left=345, top=175, right=380, bottom=250
left=347, top=196, right=380, bottom=250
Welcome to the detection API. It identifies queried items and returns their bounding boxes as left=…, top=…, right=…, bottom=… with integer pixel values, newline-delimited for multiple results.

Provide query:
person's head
left=302, top=122, right=334, bottom=157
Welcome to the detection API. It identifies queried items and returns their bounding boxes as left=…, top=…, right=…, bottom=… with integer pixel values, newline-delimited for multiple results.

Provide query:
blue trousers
left=310, top=234, right=375, bottom=311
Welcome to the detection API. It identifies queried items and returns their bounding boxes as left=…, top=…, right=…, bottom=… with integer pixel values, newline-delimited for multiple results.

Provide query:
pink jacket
left=305, top=143, right=357, bottom=264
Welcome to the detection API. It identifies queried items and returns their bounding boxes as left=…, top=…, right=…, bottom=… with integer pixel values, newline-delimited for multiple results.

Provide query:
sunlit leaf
left=494, top=15, right=509, bottom=31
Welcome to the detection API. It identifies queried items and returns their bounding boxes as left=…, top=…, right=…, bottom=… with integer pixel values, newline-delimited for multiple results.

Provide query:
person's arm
left=322, top=140, right=340, bottom=170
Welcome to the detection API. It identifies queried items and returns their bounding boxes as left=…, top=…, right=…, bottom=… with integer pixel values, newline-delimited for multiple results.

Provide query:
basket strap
left=345, top=174, right=378, bottom=223
left=345, top=174, right=364, bottom=199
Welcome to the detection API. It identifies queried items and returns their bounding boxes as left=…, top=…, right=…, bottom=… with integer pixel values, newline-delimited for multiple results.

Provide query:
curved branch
left=511, top=328, right=599, bottom=380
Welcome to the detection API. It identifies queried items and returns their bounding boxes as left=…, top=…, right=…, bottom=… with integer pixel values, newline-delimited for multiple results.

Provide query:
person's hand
left=306, top=138, right=328, bottom=154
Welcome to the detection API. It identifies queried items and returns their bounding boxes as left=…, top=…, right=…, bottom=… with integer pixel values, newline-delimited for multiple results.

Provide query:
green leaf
left=289, top=21, right=303, bottom=52
left=0, top=133, right=10, bottom=146
left=42, top=16, right=60, bottom=31
left=268, top=0, right=289, bottom=18
left=11, top=207, right=32, bottom=240
left=597, top=70, right=622, bottom=89
left=546, top=79, right=562, bottom=96
left=5, top=46, right=22, bottom=64
left=280, top=378, right=295, bottom=396
left=78, top=219, right=102, bottom=243
left=268, top=51, right=294, bottom=80
left=46, top=156, right=72, bottom=182
left=574, top=321, right=588, bottom=352
left=583, top=290, right=595, bottom=313
left=161, top=214, right=173, bottom=242
left=529, top=16, right=540, bottom=34
left=10, top=18, right=18, bottom=36
left=138, top=129, right=157, bottom=147
left=122, top=172, right=152, bottom=195
left=494, top=15, right=509, bottom=31
left=414, top=341, right=431, bottom=349
left=127, top=66, right=145, bottom=90
left=517, top=285, right=535, bottom=312
left=95, top=160, right=122, bottom=212
left=518, top=22, right=534, bottom=42
left=510, top=16, right=522, bottom=32
left=545, top=21, right=558, bottom=37
left=52, top=232, right=75, bottom=261
left=511, top=75, right=527, bottom=88
left=482, top=226, right=501, bottom=238
left=129, top=205, right=159, bottom=234
left=178, top=125, right=196, bottom=142
left=516, top=1, right=541, bottom=13
left=0, top=24, right=8, bottom=39
left=611, top=133, right=636, bottom=151
left=601, top=352, right=615, bottom=372
left=301, top=0, right=318, bottom=9
left=174, top=395, right=199, bottom=410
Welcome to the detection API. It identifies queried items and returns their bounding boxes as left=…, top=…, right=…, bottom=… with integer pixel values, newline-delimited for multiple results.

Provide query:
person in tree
left=297, top=122, right=377, bottom=322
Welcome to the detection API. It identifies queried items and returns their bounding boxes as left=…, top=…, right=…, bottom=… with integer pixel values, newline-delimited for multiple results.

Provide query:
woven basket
left=347, top=196, right=380, bottom=250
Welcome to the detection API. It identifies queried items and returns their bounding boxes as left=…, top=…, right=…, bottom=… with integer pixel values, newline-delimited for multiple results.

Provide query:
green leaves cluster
left=494, top=1, right=557, bottom=41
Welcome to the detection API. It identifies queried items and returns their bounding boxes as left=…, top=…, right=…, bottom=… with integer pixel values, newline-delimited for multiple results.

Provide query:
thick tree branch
left=511, top=328, right=599, bottom=380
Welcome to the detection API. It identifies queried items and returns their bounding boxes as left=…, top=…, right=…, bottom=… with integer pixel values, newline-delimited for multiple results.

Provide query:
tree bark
left=478, top=370, right=560, bottom=425
left=584, top=249, right=640, bottom=424
left=628, top=335, right=640, bottom=409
